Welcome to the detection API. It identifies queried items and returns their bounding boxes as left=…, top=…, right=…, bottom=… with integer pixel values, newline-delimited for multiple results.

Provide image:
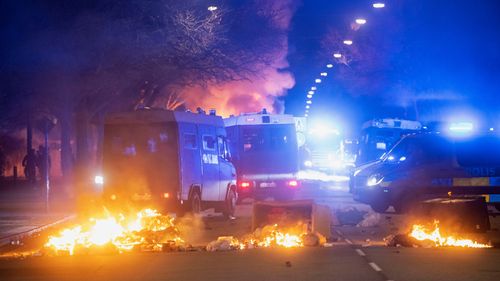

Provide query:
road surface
left=0, top=180, right=499, bottom=281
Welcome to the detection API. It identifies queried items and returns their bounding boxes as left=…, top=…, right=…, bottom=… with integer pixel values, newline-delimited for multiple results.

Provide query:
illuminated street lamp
left=355, top=18, right=367, bottom=25
left=306, top=105, right=310, bottom=109
left=311, top=86, right=317, bottom=90
left=207, top=6, right=218, bottom=11
left=306, top=100, right=312, bottom=104
left=315, top=78, right=322, bottom=83
left=333, top=53, right=342, bottom=58
left=373, top=2, right=385, bottom=8
left=307, top=94, right=313, bottom=98
left=308, top=90, right=314, bottom=95
left=326, top=64, right=333, bottom=68
left=343, top=40, right=353, bottom=45
left=320, top=72, right=328, bottom=77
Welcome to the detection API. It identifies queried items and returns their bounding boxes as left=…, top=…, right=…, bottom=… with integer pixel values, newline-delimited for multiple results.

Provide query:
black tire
left=393, top=196, right=418, bottom=214
left=370, top=201, right=390, bottom=213
left=223, top=188, right=237, bottom=218
left=189, top=190, right=202, bottom=214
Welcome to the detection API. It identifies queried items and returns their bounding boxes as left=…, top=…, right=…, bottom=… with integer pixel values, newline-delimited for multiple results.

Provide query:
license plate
left=260, top=182, right=276, bottom=188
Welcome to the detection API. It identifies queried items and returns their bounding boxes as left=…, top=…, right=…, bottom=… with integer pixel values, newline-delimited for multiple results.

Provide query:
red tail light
left=239, top=181, right=251, bottom=188
left=287, top=180, right=299, bottom=188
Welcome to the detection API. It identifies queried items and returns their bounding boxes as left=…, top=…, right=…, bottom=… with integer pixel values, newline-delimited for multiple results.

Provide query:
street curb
left=0, top=214, right=76, bottom=248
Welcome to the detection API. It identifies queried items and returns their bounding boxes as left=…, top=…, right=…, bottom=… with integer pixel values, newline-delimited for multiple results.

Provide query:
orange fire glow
left=409, top=223, right=491, bottom=248
left=45, top=208, right=184, bottom=255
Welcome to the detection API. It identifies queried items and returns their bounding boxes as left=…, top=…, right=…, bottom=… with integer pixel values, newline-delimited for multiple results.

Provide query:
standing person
left=22, top=148, right=37, bottom=183
left=36, top=145, right=51, bottom=182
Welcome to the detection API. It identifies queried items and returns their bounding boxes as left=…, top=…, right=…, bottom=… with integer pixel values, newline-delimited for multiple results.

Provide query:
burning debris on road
left=386, top=221, right=492, bottom=249
left=206, top=223, right=326, bottom=251
left=44, top=209, right=185, bottom=255
left=42, top=208, right=327, bottom=256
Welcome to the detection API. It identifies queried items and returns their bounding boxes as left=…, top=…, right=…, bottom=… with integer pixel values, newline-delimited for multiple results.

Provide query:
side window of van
left=184, top=133, right=197, bottom=149
left=203, top=135, right=216, bottom=151
left=218, top=136, right=231, bottom=160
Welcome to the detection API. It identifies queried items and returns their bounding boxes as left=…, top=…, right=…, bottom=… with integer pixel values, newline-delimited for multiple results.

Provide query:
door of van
left=179, top=123, right=202, bottom=201
left=217, top=135, right=235, bottom=201
left=199, top=125, right=220, bottom=201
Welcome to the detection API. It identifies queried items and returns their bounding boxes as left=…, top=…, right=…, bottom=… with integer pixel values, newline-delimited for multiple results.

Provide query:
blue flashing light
left=449, top=122, right=473, bottom=133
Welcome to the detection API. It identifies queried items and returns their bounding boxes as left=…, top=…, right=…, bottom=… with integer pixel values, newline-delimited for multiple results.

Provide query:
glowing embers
left=45, top=208, right=184, bottom=255
left=409, top=222, right=491, bottom=248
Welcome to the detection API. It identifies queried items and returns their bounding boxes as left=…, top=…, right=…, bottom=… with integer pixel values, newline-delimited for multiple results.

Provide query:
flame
left=207, top=224, right=308, bottom=251
left=409, top=223, right=491, bottom=248
left=45, top=208, right=184, bottom=255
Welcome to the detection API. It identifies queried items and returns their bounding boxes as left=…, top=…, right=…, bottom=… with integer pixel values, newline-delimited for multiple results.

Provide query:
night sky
left=2, top=0, right=500, bottom=135
left=285, top=0, right=500, bottom=134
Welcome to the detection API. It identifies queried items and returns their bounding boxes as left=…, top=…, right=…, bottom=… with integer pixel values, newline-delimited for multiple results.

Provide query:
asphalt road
left=0, top=180, right=499, bottom=281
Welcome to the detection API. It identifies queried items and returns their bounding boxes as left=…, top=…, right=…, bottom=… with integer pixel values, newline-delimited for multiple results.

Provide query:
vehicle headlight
left=366, top=174, right=383, bottom=187
left=94, top=175, right=104, bottom=185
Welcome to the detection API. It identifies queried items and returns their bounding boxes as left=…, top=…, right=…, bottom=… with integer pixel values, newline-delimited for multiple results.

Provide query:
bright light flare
left=373, top=3, right=385, bottom=8
left=409, top=223, right=491, bottom=248
left=308, top=90, right=314, bottom=95
left=343, top=40, right=353, bottom=45
left=307, top=94, right=312, bottom=98
left=207, top=6, right=218, bottom=11
left=333, top=53, right=342, bottom=58
left=355, top=18, right=367, bottom=25
left=315, top=78, right=322, bottom=83
left=94, top=175, right=104, bottom=185
left=320, top=72, right=328, bottom=77
left=449, top=122, right=473, bottom=133
left=326, top=64, right=333, bottom=68
left=311, top=86, right=317, bottom=90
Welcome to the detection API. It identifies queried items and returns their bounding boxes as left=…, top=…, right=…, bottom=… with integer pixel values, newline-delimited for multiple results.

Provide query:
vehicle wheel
left=370, top=201, right=390, bottom=213
left=494, top=203, right=500, bottom=212
left=189, top=190, right=202, bottom=214
left=223, top=188, right=237, bottom=219
left=393, top=196, right=417, bottom=214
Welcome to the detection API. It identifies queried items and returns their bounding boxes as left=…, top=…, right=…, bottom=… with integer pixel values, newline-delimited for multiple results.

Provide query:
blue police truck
left=224, top=110, right=300, bottom=202
left=102, top=109, right=237, bottom=217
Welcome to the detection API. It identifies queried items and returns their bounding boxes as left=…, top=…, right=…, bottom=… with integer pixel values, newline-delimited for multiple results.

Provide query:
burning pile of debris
left=385, top=221, right=491, bottom=248
left=44, top=208, right=185, bottom=255
left=206, top=223, right=326, bottom=251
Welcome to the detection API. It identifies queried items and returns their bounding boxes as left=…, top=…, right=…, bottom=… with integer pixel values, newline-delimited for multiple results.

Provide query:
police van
left=351, top=131, right=500, bottom=213
left=224, top=110, right=300, bottom=201
left=357, top=118, right=422, bottom=166
left=102, top=109, right=237, bottom=217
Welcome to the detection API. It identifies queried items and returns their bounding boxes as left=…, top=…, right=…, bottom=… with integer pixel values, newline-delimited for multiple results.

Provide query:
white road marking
left=355, top=249, right=366, bottom=256
left=335, top=229, right=343, bottom=235
left=345, top=238, right=353, bottom=245
left=369, top=262, right=382, bottom=272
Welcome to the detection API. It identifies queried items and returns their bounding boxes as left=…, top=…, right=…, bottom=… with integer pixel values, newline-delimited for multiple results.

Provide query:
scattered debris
left=357, top=212, right=381, bottom=227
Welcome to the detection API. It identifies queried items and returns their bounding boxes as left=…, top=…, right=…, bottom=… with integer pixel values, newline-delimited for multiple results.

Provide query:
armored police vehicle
left=356, top=118, right=422, bottom=165
left=102, top=109, right=237, bottom=217
left=224, top=110, right=300, bottom=201
left=351, top=131, right=500, bottom=213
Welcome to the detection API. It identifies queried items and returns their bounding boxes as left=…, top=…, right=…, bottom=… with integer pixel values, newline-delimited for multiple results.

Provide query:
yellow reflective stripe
left=452, top=177, right=490, bottom=186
